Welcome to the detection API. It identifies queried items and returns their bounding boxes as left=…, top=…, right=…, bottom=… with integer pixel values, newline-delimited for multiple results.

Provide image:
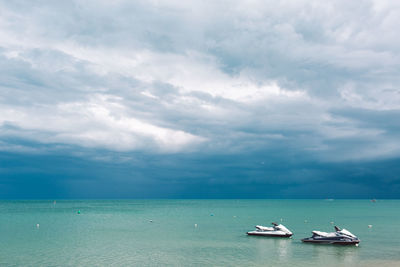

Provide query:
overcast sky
left=1, top=0, right=400, bottom=198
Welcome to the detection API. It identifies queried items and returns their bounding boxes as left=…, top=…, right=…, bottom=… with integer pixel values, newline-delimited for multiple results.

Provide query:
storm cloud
left=1, top=0, right=399, bottom=198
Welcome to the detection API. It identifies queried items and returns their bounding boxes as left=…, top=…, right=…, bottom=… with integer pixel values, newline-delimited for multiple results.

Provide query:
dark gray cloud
left=2, top=147, right=399, bottom=198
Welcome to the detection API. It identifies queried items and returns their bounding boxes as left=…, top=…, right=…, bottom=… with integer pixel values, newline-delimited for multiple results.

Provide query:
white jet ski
left=247, top=222, right=293, bottom=237
left=302, top=226, right=360, bottom=245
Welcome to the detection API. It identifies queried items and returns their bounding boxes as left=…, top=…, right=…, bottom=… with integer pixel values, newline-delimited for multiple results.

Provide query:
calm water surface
left=0, top=199, right=399, bottom=266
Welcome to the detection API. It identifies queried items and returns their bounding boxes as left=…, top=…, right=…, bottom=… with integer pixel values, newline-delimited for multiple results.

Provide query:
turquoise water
left=0, top=200, right=399, bottom=266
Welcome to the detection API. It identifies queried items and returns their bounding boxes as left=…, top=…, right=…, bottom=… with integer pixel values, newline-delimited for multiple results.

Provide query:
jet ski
left=247, top=222, right=293, bottom=237
left=302, top=226, right=360, bottom=245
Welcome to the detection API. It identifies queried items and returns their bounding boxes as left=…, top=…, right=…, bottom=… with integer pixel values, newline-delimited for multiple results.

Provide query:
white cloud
left=0, top=94, right=205, bottom=152
left=0, top=0, right=399, bottom=161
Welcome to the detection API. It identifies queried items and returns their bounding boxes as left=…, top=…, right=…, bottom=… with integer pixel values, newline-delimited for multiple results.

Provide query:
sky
left=1, top=0, right=400, bottom=198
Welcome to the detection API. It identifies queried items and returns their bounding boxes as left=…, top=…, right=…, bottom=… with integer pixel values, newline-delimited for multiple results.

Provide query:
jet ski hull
left=301, top=237, right=360, bottom=245
left=247, top=231, right=292, bottom=237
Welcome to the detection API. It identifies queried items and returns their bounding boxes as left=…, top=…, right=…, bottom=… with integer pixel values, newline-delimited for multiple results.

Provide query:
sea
left=0, top=199, right=399, bottom=266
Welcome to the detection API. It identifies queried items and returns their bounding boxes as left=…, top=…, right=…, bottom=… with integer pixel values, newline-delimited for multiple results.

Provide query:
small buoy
left=194, top=224, right=198, bottom=227
left=330, top=221, right=334, bottom=224
left=149, top=220, right=153, bottom=223
left=77, top=210, right=81, bottom=214
left=355, top=243, right=359, bottom=247
left=36, top=224, right=40, bottom=228
left=368, top=225, right=372, bottom=228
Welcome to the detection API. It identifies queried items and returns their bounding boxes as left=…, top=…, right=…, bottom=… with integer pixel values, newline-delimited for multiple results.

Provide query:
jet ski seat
left=256, top=225, right=274, bottom=231
left=312, top=231, right=337, bottom=237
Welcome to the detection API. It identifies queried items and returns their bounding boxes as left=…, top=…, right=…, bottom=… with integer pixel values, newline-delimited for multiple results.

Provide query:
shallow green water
left=0, top=200, right=399, bottom=266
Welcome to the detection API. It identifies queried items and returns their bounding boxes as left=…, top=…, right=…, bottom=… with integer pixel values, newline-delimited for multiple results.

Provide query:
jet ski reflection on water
left=302, top=226, right=360, bottom=245
left=247, top=222, right=293, bottom=237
